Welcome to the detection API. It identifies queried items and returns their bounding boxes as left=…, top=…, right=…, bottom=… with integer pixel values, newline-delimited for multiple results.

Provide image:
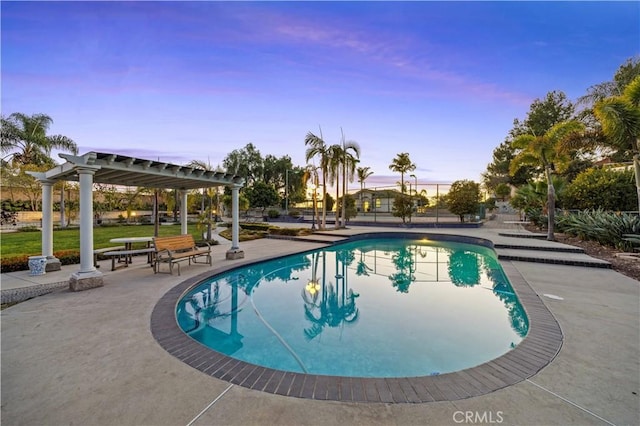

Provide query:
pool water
left=176, top=237, right=528, bottom=378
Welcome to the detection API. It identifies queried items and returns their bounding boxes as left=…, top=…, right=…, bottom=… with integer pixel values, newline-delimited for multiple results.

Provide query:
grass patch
left=0, top=223, right=203, bottom=259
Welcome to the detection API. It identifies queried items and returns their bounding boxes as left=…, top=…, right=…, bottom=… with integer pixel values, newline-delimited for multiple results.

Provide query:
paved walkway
left=1, top=220, right=638, bottom=425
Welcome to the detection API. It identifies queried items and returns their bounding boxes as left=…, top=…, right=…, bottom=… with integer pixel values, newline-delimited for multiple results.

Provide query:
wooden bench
left=102, top=247, right=155, bottom=271
left=93, top=246, right=125, bottom=268
left=153, top=234, right=212, bottom=275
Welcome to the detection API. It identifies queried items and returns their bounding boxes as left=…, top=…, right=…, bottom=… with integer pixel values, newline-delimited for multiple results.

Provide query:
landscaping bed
left=553, top=232, right=640, bottom=281
left=524, top=223, right=640, bottom=282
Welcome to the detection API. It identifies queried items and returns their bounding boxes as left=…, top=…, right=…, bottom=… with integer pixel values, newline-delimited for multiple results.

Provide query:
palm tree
left=305, top=131, right=330, bottom=230
left=356, top=166, right=374, bottom=212
left=593, top=76, right=640, bottom=212
left=510, top=121, right=584, bottom=240
left=327, top=144, right=343, bottom=229
left=1, top=112, right=78, bottom=228
left=339, top=132, right=360, bottom=228
left=1, top=113, right=77, bottom=166
left=389, top=152, right=416, bottom=196
left=186, top=159, right=218, bottom=241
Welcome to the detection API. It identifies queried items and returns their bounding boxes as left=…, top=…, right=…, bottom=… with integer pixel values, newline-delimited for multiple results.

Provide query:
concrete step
left=498, top=231, right=548, bottom=239
left=495, top=248, right=611, bottom=269
left=266, top=234, right=348, bottom=244
left=494, top=243, right=584, bottom=254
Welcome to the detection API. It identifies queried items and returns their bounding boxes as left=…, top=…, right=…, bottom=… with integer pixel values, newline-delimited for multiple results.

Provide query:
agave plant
left=558, top=209, right=640, bottom=250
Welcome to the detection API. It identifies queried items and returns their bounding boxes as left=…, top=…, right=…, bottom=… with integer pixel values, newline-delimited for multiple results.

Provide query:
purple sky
left=2, top=1, right=638, bottom=190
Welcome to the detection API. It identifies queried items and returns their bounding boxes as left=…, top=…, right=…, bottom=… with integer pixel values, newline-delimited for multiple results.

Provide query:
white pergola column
left=40, top=179, right=61, bottom=271
left=69, top=167, right=103, bottom=291
left=226, top=185, right=244, bottom=259
left=180, top=190, right=188, bottom=234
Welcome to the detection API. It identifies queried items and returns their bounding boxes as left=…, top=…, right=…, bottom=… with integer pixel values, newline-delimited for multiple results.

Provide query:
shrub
left=557, top=209, right=640, bottom=250
left=18, top=226, right=41, bottom=232
left=0, top=250, right=83, bottom=273
left=240, top=223, right=271, bottom=231
left=524, top=208, right=547, bottom=228
left=564, top=168, right=636, bottom=211
left=0, top=255, right=29, bottom=273
left=267, top=209, right=280, bottom=218
left=55, top=250, right=81, bottom=266
left=268, top=228, right=300, bottom=236
left=97, top=222, right=120, bottom=227
left=288, top=210, right=301, bottom=218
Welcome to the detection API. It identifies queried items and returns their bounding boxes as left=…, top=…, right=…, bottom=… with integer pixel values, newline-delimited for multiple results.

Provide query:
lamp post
left=309, top=182, right=317, bottom=231
left=410, top=174, right=417, bottom=196
left=285, top=169, right=289, bottom=216
left=410, top=174, right=417, bottom=219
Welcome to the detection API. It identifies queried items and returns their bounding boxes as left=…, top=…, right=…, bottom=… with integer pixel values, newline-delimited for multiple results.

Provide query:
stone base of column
left=69, top=270, right=104, bottom=292
left=226, top=249, right=245, bottom=260
left=45, top=257, right=62, bottom=272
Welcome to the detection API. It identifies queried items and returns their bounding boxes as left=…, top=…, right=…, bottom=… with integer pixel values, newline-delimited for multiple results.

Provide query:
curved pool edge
left=150, top=233, right=563, bottom=403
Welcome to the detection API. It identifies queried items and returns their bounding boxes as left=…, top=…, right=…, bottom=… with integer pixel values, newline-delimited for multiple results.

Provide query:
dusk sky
left=2, top=1, right=638, bottom=190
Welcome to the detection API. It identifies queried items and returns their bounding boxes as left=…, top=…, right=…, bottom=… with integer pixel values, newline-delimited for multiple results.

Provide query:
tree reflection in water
left=388, top=245, right=416, bottom=293
left=302, top=250, right=360, bottom=340
left=179, top=239, right=530, bottom=369
left=181, top=275, right=246, bottom=354
left=448, top=249, right=480, bottom=287
left=356, top=248, right=373, bottom=276
left=483, top=257, right=529, bottom=338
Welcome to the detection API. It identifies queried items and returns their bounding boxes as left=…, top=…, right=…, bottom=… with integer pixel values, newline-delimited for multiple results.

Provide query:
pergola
left=28, top=151, right=245, bottom=291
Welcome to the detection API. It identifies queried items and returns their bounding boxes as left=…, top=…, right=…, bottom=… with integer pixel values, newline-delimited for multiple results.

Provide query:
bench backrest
left=153, top=235, right=196, bottom=252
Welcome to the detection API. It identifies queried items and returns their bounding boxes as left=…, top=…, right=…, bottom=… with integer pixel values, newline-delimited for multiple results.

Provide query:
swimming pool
left=176, top=236, right=528, bottom=378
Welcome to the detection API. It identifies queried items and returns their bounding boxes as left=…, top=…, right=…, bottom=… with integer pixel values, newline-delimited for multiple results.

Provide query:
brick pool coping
left=150, top=234, right=563, bottom=403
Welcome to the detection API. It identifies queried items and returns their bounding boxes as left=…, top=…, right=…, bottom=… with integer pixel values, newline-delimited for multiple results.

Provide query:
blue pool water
left=176, top=237, right=528, bottom=378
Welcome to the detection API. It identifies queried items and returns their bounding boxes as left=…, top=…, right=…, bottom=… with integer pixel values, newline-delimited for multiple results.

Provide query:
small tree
left=495, top=183, right=511, bottom=201
left=337, top=194, right=357, bottom=222
left=222, top=192, right=249, bottom=217
left=247, top=182, right=280, bottom=216
left=324, top=193, right=334, bottom=213
left=446, top=180, right=481, bottom=222
left=391, top=195, right=413, bottom=223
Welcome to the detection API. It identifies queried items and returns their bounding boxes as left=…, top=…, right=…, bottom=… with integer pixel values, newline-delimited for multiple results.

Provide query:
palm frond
left=594, top=98, right=640, bottom=148
left=624, top=75, right=640, bottom=107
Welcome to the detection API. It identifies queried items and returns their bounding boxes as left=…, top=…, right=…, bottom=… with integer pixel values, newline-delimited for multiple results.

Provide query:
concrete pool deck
left=1, top=223, right=638, bottom=425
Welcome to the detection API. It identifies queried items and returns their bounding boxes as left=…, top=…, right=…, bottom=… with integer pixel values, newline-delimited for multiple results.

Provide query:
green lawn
left=0, top=223, right=203, bottom=259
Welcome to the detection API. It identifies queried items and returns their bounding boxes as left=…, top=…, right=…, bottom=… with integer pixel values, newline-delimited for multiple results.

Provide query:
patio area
left=1, top=224, right=638, bottom=425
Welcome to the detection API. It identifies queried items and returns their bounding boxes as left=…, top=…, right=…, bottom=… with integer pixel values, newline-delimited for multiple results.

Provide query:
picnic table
left=103, top=236, right=155, bottom=270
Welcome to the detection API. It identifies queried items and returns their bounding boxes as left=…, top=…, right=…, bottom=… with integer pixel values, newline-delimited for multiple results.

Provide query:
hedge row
left=0, top=250, right=81, bottom=273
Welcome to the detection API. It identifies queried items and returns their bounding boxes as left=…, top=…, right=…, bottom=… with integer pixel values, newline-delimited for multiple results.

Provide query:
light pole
left=309, top=182, right=317, bottom=231
left=410, top=174, right=417, bottom=217
left=285, top=169, right=289, bottom=216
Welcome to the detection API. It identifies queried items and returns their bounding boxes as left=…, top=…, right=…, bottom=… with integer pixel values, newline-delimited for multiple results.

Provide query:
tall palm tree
left=327, top=144, right=343, bottom=229
left=303, top=165, right=320, bottom=230
left=593, top=76, right=640, bottom=212
left=1, top=113, right=77, bottom=166
left=510, top=121, right=584, bottom=240
left=389, top=152, right=416, bottom=196
left=340, top=132, right=360, bottom=228
left=357, top=166, right=373, bottom=212
left=305, top=131, right=329, bottom=230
